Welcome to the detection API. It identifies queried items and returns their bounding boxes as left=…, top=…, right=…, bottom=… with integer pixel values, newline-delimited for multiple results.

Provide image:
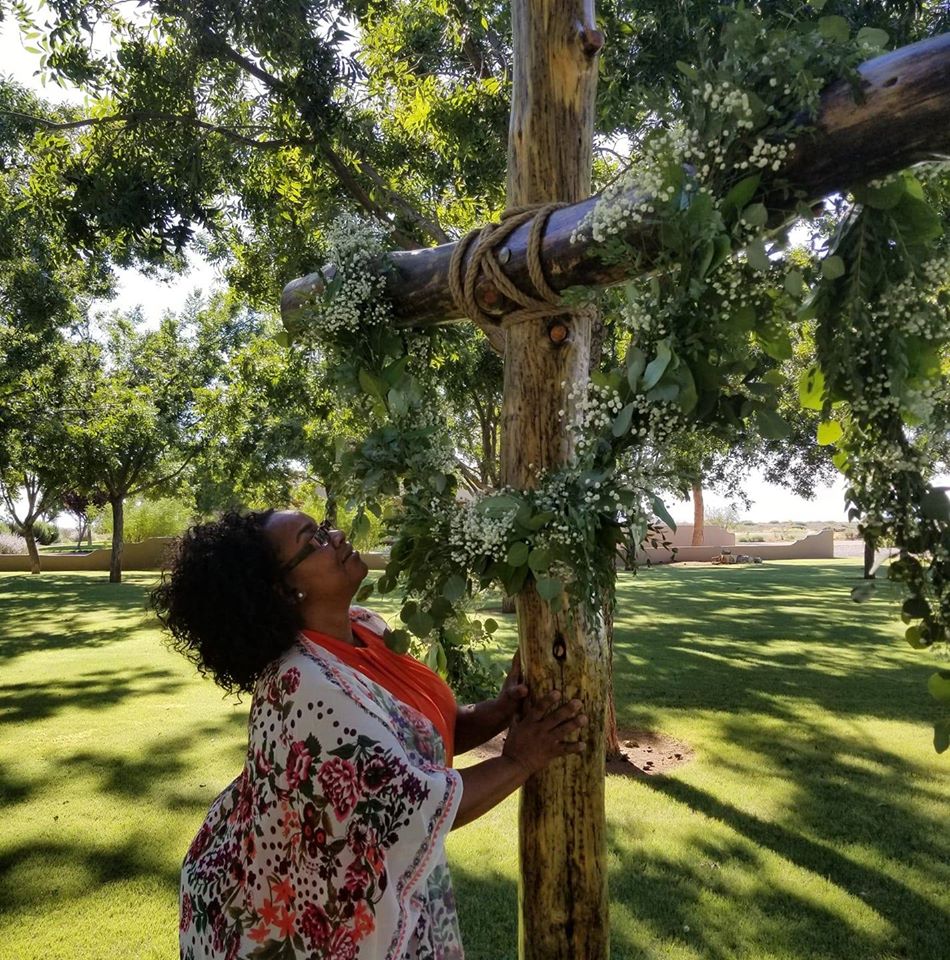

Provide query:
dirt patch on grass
left=465, top=727, right=693, bottom=778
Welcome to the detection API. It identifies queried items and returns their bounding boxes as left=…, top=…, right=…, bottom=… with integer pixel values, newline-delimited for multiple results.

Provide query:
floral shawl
left=180, top=634, right=464, bottom=960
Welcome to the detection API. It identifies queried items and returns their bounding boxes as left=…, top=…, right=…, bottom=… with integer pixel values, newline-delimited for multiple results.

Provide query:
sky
left=1, top=19, right=865, bottom=524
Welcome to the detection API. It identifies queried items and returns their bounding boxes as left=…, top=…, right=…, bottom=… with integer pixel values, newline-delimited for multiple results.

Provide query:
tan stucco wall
left=0, top=537, right=177, bottom=573
left=641, top=528, right=835, bottom=564
left=658, top=524, right=736, bottom=547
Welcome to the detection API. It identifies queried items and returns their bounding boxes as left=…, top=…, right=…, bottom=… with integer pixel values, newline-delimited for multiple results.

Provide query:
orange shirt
left=301, top=612, right=457, bottom=765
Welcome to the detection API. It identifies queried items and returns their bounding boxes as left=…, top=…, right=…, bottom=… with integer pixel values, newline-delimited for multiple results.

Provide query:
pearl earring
left=295, top=589, right=306, bottom=602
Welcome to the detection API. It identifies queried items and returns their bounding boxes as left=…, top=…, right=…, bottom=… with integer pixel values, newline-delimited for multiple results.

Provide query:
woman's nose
left=328, top=529, right=346, bottom=547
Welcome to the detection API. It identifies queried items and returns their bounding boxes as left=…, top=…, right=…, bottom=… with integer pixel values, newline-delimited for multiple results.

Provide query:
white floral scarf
left=180, top=634, right=464, bottom=959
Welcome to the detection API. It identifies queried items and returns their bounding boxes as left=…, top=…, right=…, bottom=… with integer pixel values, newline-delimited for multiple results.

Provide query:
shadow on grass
left=0, top=573, right=159, bottom=663
left=620, top=759, right=949, bottom=960
left=449, top=864, right=518, bottom=960
left=0, top=833, right=180, bottom=913
left=53, top=715, right=248, bottom=812
left=0, top=668, right=185, bottom=723
left=612, top=562, right=933, bottom=725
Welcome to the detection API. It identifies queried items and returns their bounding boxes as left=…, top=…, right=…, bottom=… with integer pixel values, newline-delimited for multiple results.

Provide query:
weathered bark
left=501, top=3, right=608, bottom=958
left=691, top=484, right=705, bottom=546
left=501, top=595, right=517, bottom=615
left=864, top=539, right=876, bottom=579
left=282, top=34, right=950, bottom=333
left=24, top=526, right=41, bottom=575
left=109, top=497, right=124, bottom=584
left=604, top=603, right=622, bottom=762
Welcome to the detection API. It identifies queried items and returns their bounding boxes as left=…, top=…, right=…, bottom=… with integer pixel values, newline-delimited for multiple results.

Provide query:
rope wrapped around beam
left=448, top=203, right=572, bottom=328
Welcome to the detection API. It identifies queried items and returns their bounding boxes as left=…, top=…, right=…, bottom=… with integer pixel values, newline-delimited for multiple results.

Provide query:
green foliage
left=96, top=497, right=193, bottom=543
left=30, top=519, right=59, bottom=545
left=582, top=6, right=950, bottom=747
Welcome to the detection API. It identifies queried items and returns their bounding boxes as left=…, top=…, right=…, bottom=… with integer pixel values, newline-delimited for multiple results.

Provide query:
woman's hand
left=452, top=688, right=589, bottom=828
left=501, top=689, right=588, bottom=775
left=496, top=650, right=529, bottom=723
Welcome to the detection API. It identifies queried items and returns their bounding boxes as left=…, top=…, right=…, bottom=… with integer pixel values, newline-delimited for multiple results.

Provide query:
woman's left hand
left=496, top=650, right=529, bottom=723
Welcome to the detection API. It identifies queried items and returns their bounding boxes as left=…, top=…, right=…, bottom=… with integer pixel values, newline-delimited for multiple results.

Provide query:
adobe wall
left=0, top=537, right=177, bottom=573
left=640, top=528, right=835, bottom=564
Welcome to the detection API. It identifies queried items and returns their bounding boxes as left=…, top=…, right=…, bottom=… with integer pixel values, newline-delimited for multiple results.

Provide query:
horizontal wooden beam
left=282, top=33, right=950, bottom=332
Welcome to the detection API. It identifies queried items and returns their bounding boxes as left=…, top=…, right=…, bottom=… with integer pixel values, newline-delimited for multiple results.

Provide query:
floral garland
left=287, top=7, right=950, bottom=746
left=571, top=8, right=950, bottom=749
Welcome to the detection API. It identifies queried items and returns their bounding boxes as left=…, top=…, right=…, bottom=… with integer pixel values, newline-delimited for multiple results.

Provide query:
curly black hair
left=150, top=509, right=303, bottom=694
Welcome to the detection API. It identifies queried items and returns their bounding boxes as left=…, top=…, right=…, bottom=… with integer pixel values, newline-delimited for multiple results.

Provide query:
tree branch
left=282, top=32, right=950, bottom=330
left=0, top=108, right=308, bottom=149
left=193, top=25, right=448, bottom=248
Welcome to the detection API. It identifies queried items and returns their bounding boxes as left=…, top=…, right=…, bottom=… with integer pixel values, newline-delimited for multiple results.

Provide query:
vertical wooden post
left=502, top=1, right=608, bottom=957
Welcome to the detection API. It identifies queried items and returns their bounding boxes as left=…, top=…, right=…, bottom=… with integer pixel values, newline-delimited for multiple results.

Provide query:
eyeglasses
left=281, top=519, right=333, bottom=573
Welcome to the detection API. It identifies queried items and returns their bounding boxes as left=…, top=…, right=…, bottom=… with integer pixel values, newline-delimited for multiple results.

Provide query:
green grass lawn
left=0, top=561, right=947, bottom=959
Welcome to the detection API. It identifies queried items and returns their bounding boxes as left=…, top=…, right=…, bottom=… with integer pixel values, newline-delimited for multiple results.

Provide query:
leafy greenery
left=574, top=6, right=950, bottom=749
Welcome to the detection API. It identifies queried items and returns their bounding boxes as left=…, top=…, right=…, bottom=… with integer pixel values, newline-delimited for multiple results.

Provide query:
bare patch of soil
left=465, top=727, right=693, bottom=778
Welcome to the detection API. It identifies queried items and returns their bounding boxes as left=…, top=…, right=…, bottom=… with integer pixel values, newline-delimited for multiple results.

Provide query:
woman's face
left=263, top=510, right=368, bottom=605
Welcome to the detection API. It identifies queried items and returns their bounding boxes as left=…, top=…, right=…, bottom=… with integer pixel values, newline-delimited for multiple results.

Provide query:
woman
left=152, top=509, right=588, bottom=960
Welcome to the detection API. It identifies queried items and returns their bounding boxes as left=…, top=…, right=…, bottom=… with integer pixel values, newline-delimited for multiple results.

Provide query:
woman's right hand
left=453, top=690, right=589, bottom=829
left=501, top=690, right=588, bottom=775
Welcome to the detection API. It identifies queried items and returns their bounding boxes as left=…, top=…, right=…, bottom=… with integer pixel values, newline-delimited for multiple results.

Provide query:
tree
left=62, top=311, right=209, bottom=582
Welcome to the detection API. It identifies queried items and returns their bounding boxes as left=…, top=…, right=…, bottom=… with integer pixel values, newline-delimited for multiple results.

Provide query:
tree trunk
left=24, top=525, right=41, bottom=575
left=503, top=3, right=607, bottom=958
left=109, top=497, right=124, bottom=584
left=604, top=603, right=622, bottom=762
left=864, top=538, right=876, bottom=579
left=501, top=595, right=517, bottom=615
left=691, top=483, right=705, bottom=546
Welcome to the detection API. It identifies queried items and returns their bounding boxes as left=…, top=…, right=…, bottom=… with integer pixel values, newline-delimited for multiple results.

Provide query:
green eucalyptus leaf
left=478, top=494, right=522, bottom=518
left=385, top=628, right=411, bottom=654
left=355, top=582, right=375, bottom=603
left=676, top=60, right=698, bottom=80
left=851, top=582, right=876, bottom=603
left=652, top=495, right=676, bottom=531
left=536, top=577, right=564, bottom=602
left=856, top=26, right=889, bottom=48
left=784, top=269, right=805, bottom=297
left=746, top=239, right=770, bottom=272
left=902, top=596, right=929, bottom=619
left=506, top=542, right=530, bottom=567
left=856, top=178, right=905, bottom=210
left=407, top=610, right=434, bottom=639
left=818, top=15, right=850, bottom=43
left=821, top=255, right=845, bottom=280
left=387, top=386, right=409, bottom=417
left=626, top=346, right=647, bottom=389
left=483, top=617, right=499, bottom=635
left=642, top=342, right=673, bottom=390
left=526, top=511, right=556, bottom=531
left=742, top=203, right=768, bottom=229
left=442, top=574, right=466, bottom=603
left=934, top=719, right=950, bottom=754
left=612, top=403, right=635, bottom=437
left=722, top=174, right=761, bottom=214
left=528, top=548, right=551, bottom=573
left=358, top=368, right=387, bottom=401
left=921, top=488, right=950, bottom=521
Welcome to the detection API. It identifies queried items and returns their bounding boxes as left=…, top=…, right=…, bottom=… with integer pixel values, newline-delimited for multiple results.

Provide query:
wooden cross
left=283, top=8, right=950, bottom=957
